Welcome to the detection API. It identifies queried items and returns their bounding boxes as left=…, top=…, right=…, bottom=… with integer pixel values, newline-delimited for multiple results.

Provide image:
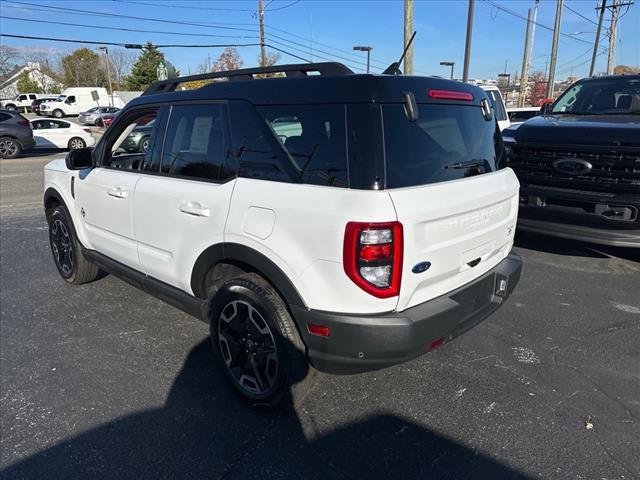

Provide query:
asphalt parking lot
left=1, top=153, right=639, bottom=480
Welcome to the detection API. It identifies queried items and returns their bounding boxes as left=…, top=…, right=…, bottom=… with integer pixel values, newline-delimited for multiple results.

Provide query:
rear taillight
left=343, top=221, right=403, bottom=298
left=18, top=120, right=29, bottom=126
left=83, top=128, right=92, bottom=133
left=428, top=89, right=474, bottom=101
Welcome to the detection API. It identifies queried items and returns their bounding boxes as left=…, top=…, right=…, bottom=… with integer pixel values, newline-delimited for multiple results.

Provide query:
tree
left=108, top=49, right=136, bottom=90
left=127, top=43, right=165, bottom=91
left=613, top=65, right=640, bottom=75
left=212, top=47, right=243, bottom=72
left=0, top=45, right=20, bottom=78
left=20, top=50, right=63, bottom=93
left=256, top=51, right=282, bottom=78
left=61, top=48, right=106, bottom=87
left=16, top=71, right=43, bottom=94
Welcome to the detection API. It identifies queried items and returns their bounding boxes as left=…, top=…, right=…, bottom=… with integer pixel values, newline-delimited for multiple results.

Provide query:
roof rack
left=142, top=62, right=354, bottom=96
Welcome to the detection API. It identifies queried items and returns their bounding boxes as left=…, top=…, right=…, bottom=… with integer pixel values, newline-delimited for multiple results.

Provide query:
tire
left=138, top=136, right=150, bottom=153
left=46, top=205, right=99, bottom=284
left=0, top=137, right=21, bottom=159
left=53, top=109, right=64, bottom=119
left=68, top=137, right=86, bottom=150
left=209, top=273, right=317, bottom=409
left=5, top=104, right=16, bottom=111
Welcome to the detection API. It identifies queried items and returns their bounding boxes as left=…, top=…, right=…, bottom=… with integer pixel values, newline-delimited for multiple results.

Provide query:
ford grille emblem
left=412, top=261, right=431, bottom=274
left=552, top=158, right=592, bottom=176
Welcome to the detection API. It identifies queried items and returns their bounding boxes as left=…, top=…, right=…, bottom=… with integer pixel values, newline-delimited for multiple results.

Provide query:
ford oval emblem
left=412, top=261, right=431, bottom=274
left=552, top=158, right=592, bottom=176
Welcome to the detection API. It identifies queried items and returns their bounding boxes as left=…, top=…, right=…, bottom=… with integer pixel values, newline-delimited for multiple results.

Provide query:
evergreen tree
left=16, top=71, right=43, bottom=94
left=127, top=43, right=166, bottom=91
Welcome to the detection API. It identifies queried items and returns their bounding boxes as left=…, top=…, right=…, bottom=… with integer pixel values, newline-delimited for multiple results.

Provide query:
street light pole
left=353, top=46, right=373, bottom=74
left=440, top=61, right=455, bottom=80
left=97, top=46, right=114, bottom=107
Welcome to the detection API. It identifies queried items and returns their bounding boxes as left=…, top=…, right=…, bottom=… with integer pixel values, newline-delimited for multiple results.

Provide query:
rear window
left=383, top=104, right=500, bottom=189
left=485, top=90, right=507, bottom=121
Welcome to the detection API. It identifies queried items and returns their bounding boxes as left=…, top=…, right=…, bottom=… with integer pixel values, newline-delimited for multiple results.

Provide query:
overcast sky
left=1, top=0, right=638, bottom=79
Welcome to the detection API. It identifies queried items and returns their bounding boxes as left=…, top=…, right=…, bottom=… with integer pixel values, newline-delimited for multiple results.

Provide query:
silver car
left=77, top=106, right=120, bottom=126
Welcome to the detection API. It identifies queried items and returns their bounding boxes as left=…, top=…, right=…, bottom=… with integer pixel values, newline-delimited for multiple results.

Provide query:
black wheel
left=53, top=109, right=64, bottom=119
left=0, top=137, right=21, bottom=159
left=210, top=273, right=317, bottom=409
left=68, top=137, right=86, bottom=150
left=47, top=205, right=99, bottom=284
left=5, top=104, right=16, bottom=111
left=138, top=136, right=150, bottom=153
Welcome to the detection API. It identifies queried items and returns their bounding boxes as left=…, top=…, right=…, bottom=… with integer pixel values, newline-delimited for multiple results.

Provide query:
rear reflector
left=83, top=128, right=92, bottom=133
left=429, top=338, right=445, bottom=351
left=428, top=89, right=474, bottom=101
left=307, top=323, right=330, bottom=337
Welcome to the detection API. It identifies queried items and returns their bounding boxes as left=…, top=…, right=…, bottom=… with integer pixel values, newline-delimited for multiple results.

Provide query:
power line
left=1, top=15, right=259, bottom=40
left=265, top=0, right=301, bottom=12
left=564, top=3, right=600, bottom=27
left=480, top=0, right=596, bottom=45
left=0, top=33, right=313, bottom=62
left=110, top=0, right=256, bottom=12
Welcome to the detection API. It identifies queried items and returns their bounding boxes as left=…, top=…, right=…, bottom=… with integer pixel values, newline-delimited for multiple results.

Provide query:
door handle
left=179, top=201, right=210, bottom=217
left=107, top=187, right=128, bottom=198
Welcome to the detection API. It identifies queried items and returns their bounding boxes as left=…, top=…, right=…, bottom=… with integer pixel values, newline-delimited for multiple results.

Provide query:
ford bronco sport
left=44, top=63, right=522, bottom=407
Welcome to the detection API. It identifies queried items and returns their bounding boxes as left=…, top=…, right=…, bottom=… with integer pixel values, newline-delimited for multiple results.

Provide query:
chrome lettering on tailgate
left=442, top=203, right=508, bottom=231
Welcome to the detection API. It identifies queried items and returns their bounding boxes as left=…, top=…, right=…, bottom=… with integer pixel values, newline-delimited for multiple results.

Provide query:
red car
left=95, top=111, right=119, bottom=128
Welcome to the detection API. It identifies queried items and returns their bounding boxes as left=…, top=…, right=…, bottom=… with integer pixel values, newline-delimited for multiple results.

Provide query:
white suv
left=44, top=63, right=522, bottom=408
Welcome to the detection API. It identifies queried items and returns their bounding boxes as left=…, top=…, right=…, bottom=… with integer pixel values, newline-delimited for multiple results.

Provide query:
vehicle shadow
left=1, top=339, right=532, bottom=480
left=515, top=230, right=640, bottom=263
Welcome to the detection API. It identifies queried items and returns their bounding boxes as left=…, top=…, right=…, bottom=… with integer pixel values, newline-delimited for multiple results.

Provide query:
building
left=0, top=62, right=62, bottom=99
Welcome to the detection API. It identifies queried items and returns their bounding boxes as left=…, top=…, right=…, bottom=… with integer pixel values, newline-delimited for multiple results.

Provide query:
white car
left=43, top=63, right=522, bottom=408
left=480, top=86, right=511, bottom=131
left=31, top=119, right=95, bottom=150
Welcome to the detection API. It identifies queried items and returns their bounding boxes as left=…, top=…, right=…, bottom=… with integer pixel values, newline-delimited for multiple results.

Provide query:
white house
left=0, top=62, right=62, bottom=99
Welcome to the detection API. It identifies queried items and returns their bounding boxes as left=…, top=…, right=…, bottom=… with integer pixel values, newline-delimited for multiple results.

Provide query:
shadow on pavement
left=1, top=340, right=532, bottom=480
left=515, top=231, right=640, bottom=263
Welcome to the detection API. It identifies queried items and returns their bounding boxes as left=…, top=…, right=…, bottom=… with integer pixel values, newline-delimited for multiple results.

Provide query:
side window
left=18, top=95, right=27, bottom=101
left=31, top=120, right=44, bottom=129
left=103, top=109, right=159, bottom=170
left=66, top=96, right=76, bottom=104
left=53, top=121, right=70, bottom=129
left=229, top=101, right=293, bottom=183
left=161, top=103, right=233, bottom=182
left=0, top=113, right=11, bottom=122
left=29, top=95, right=36, bottom=100
left=258, top=104, right=348, bottom=188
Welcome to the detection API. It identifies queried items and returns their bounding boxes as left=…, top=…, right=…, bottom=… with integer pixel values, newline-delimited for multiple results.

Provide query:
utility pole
left=97, top=46, right=113, bottom=107
left=546, top=0, right=563, bottom=99
left=525, top=0, right=539, bottom=78
left=590, top=0, right=607, bottom=76
left=606, top=0, right=634, bottom=74
left=403, top=0, right=414, bottom=74
left=462, top=0, right=475, bottom=82
left=519, top=7, right=533, bottom=107
left=258, top=0, right=266, bottom=66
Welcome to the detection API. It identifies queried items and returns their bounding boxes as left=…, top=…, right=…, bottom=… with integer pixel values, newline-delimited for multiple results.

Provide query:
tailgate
left=389, top=168, right=520, bottom=311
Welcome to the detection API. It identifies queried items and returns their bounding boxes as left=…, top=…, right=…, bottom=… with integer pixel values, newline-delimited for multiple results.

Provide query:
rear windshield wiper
left=450, top=160, right=485, bottom=170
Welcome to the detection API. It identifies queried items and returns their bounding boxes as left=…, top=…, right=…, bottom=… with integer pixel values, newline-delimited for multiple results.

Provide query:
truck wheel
left=47, top=205, right=99, bottom=284
left=0, top=137, right=21, bottom=159
left=68, top=137, right=86, bottom=150
left=53, top=109, right=64, bottom=119
left=5, top=104, right=17, bottom=111
left=209, top=273, right=317, bottom=409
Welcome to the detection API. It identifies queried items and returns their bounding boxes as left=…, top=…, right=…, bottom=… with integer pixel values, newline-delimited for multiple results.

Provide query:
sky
left=0, top=0, right=639, bottom=80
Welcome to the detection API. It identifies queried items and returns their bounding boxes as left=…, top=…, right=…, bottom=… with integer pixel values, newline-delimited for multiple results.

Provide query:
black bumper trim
left=518, top=218, right=640, bottom=248
left=292, top=252, right=522, bottom=374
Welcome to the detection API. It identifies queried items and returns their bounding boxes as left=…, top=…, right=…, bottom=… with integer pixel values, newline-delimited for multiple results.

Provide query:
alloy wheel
left=0, top=140, right=18, bottom=157
left=69, top=138, right=85, bottom=149
left=51, top=219, right=74, bottom=277
left=218, top=300, right=279, bottom=395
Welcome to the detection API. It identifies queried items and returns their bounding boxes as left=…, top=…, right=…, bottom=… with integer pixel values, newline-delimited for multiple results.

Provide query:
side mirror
left=540, top=102, right=551, bottom=115
left=66, top=148, right=94, bottom=170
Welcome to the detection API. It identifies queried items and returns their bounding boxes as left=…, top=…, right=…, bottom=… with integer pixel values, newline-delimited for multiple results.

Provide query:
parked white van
left=39, top=88, right=124, bottom=118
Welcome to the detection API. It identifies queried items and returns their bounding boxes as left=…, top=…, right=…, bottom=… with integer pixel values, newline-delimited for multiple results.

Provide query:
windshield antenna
left=382, top=31, right=417, bottom=75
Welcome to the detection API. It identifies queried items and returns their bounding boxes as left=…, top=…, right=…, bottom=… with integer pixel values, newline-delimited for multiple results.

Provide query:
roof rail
left=142, top=62, right=354, bottom=96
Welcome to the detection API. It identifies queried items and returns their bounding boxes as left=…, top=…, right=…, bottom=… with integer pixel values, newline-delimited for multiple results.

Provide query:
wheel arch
left=44, top=187, right=67, bottom=212
left=191, top=243, right=306, bottom=308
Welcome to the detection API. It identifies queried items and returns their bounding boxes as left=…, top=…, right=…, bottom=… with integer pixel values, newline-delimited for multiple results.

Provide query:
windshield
left=56, top=95, right=67, bottom=102
left=550, top=77, right=640, bottom=115
left=383, top=104, right=501, bottom=188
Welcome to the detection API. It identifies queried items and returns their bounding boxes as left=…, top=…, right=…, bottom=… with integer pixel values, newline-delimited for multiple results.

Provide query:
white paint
left=454, top=387, right=467, bottom=399
left=484, top=402, right=496, bottom=413
left=512, top=347, right=541, bottom=364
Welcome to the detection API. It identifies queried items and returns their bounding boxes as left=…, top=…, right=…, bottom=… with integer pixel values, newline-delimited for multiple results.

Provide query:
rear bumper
left=20, top=138, right=35, bottom=151
left=518, top=218, right=640, bottom=247
left=292, top=252, right=522, bottom=374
